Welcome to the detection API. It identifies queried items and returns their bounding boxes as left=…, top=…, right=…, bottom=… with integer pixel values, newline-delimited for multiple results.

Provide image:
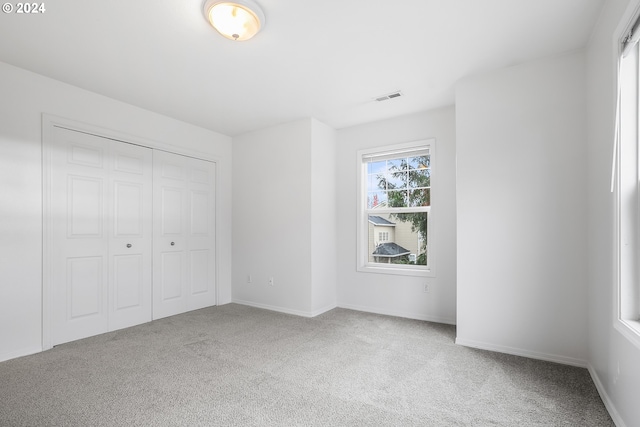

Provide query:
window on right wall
left=357, top=140, right=434, bottom=277
left=616, top=13, right=640, bottom=348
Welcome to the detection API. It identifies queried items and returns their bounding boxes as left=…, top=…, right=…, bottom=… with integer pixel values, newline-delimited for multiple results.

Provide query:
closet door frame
left=42, top=114, right=220, bottom=350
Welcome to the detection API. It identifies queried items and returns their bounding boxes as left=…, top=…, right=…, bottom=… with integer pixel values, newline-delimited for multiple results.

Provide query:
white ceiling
left=0, top=0, right=604, bottom=136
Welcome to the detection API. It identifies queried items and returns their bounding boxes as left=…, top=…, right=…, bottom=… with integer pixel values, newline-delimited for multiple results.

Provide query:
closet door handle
left=171, top=242, right=175, bottom=246
left=126, top=244, right=132, bottom=248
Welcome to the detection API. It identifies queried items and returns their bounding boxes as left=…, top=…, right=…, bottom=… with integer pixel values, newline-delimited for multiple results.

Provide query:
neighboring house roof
left=372, top=242, right=411, bottom=257
left=368, top=216, right=395, bottom=226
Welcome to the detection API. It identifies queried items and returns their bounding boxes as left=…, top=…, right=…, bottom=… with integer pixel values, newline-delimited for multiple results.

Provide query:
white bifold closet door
left=152, top=150, right=216, bottom=320
left=50, top=127, right=153, bottom=346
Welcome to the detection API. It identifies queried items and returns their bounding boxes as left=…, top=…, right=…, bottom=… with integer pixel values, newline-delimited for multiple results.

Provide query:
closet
left=48, top=125, right=216, bottom=346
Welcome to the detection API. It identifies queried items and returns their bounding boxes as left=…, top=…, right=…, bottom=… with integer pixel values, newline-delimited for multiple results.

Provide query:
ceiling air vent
left=375, top=91, right=403, bottom=102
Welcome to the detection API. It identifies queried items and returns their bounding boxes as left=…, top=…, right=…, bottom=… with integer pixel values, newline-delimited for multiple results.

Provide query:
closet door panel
left=153, top=151, right=188, bottom=319
left=161, top=187, right=184, bottom=235
left=187, top=158, right=216, bottom=310
left=67, top=176, right=104, bottom=237
left=113, top=254, right=143, bottom=310
left=160, top=252, right=184, bottom=300
left=189, top=249, right=209, bottom=295
left=51, top=127, right=109, bottom=345
left=153, top=152, right=216, bottom=318
left=108, top=141, right=153, bottom=331
left=67, top=256, right=103, bottom=318
left=113, top=182, right=144, bottom=236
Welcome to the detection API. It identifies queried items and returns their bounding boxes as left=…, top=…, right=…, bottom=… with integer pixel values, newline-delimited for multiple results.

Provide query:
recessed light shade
left=204, top=0, right=265, bottom=41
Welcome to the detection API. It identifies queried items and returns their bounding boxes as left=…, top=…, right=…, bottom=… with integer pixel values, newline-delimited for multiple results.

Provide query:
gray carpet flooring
left=0, top=304, right=613, bottom=426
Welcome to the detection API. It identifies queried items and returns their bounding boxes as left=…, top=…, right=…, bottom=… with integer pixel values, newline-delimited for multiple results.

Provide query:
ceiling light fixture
left=203, top=0, right=265, bottom=41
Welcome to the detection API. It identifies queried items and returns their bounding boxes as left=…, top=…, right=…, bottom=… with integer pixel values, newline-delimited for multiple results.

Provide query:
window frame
left=356, top=139, right=435, bottom=277
left=615, top=22, right=640, bottom=349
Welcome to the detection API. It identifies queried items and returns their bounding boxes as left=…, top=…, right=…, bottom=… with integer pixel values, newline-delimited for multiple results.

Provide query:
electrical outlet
left=268, top=277, right=274, bottom=286
left=423, top=283, right=430, bottom=293
left=247, top=275, right=252, bottom=283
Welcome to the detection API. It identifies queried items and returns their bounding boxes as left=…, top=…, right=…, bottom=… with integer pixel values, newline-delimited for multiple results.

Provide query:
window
left=357, top=140, right=434, bottom=276
left=616, top=13, right=640, bottom=347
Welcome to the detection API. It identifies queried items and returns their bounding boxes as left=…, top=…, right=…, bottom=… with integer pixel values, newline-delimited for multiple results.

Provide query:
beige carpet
left=0, top=304, right=613, bottom=426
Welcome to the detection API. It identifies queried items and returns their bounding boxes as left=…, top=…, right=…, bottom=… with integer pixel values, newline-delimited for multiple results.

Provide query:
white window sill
left=614, top=318, right=640, bottom=351
left=358, top=264, right=434, bottom=277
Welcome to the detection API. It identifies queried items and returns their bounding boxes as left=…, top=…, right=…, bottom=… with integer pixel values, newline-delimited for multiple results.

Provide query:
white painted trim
left=41, top=114, right=222, bottom=350
left=213, top=158, right=221, bottom=308
left=357, top=264, right=431, bottom=277
left=310, top=303, right=338, bottom=317
left=232, top=299, right=453, bottom=324
left=614, top=318, right=640, bottom=350
left=42, top=114, right=221, bottom=162
left=588, top=364, right=627, bottom=427
left=455, top=337, right=587, bottom=368
left=0, top=346, right=42, bottom=363
left=41, top=115, right=54, bottom=351
left=232, top=299, right=327, bottom=318
left=338, top=302, right=455, bottom=325
left=612, top=0, right=640, bottom=353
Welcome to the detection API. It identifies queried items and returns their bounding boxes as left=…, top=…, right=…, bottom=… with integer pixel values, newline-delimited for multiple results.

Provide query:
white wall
left=232, top=119, right=314, bottom=315
left=232, top=118, right=338, bottom=316
left=0, top=61, right=233, bottom=362
left=586, top=0, right=640, bottom=425
left=455, top=52, right=589, bottom=366
left=311, top=119, right=338, bottom=314
left=336, top=107, right=457, bottom=324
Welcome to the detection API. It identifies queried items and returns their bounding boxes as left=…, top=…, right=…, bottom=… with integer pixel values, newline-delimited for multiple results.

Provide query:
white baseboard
left=337, top=302, right=456, bottom=325
left=310, top=303, right=338, bottom=317
left=231, top=299, right=455, bottom=324
left=232, top=299, right=336, bottom=318
left=455, top=337, right=587, bottom=368
left=588, top=364, right=627, bottom=427
left=0, top=345, right=42, bottom=363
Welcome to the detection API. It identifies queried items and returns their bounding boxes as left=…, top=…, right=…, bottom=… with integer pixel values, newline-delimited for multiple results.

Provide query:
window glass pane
left=367, top=164, right=389, bottom=193
left=368, top=212, right=427, bottom=266
left=387, top=158, right=406, bottom=171
left=367, top=160, right=386, bottom=175
left=408, top=155, right=430, bottom=170
left=367, top=155, right=431, bottom=194
left=367, top=191, right=387, bottom=208
left=409, top=189, right=430, bottom=207
left=408, top=169, right=430, bottom=188
left=387, top=190, right=408, bottom=207
left=385, top=171, right=406, bottom=189
left=367, top=173, right=382, bottom=192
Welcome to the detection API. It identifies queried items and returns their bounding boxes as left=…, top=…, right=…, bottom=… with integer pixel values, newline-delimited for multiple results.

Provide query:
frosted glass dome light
left=204, top=0, right=265, bottom=41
